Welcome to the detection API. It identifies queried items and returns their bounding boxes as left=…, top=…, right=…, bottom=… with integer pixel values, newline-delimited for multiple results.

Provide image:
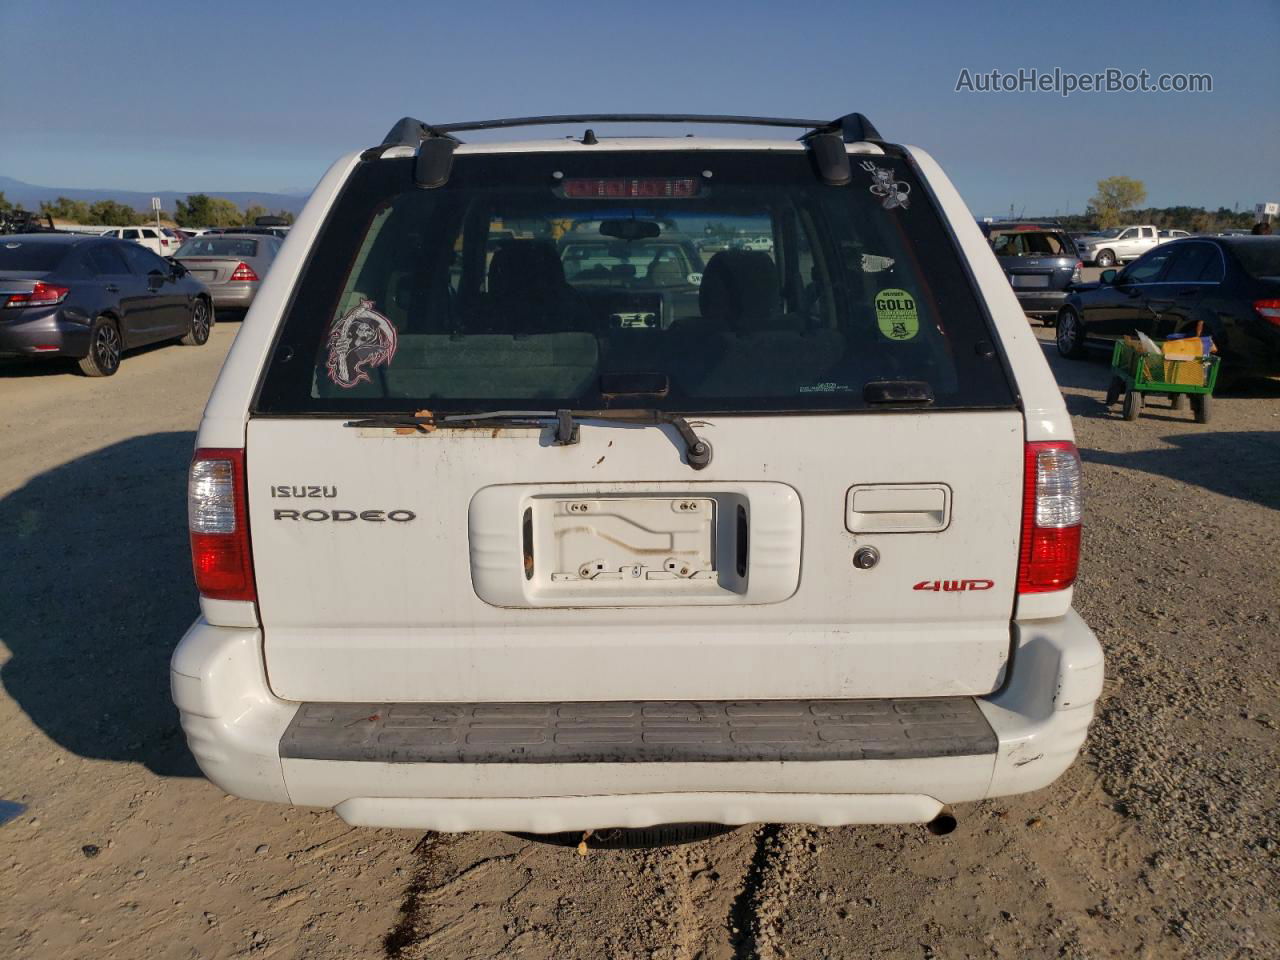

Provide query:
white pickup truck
left=1076, top=225, right=1160, bottom=267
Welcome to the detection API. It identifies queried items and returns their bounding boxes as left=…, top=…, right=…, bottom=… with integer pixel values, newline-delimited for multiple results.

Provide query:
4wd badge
left=913, top=579, right=994, bottom=592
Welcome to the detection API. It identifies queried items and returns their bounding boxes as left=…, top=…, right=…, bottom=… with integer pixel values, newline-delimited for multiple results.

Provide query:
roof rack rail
left=382, top=112, right=882, bottom=146
left=379, top=112, right=883, bottom=188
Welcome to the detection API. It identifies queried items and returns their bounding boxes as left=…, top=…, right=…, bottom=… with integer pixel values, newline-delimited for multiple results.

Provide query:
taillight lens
left=189, top=448, right=256, bottom=602
left=4, top=281, right=70, bottom=308
left=229, top=261, right=259, bottom=282
left=1017, top=442, right=1083, bottom=594
left=1254, top=299, right=1280, bottom=327
left=1071, top=261, right=1083, bottom=283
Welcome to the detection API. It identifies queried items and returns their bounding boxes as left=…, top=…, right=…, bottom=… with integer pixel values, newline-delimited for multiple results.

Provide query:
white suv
left=173, top=113, right=1103, bottom=838
left=99, top=225, right=180, bottom=256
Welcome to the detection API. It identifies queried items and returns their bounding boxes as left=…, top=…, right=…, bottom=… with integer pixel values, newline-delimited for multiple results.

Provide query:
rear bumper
left=171, top=611, right=1103, bottom=831
left=206, top=282, right=257, bottom=308
left=1014, top=290, right=1069, bottom=316
left=0, top=309, right=90, bottom=357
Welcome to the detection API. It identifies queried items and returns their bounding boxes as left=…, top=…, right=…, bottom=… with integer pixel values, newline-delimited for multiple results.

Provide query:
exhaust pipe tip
left=926, top=807, right=957, bottom=836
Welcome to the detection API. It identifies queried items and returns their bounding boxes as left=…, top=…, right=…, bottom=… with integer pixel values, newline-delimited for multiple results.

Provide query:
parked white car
left=173, top=111, right=1102, bottom=841
left=98, top=225, right=181, bottom=256
left=1076, top=224, right=1160, bottom=267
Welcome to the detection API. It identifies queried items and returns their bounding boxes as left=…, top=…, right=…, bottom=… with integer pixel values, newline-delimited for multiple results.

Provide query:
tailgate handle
left=846, top=484, right=951, bottom=534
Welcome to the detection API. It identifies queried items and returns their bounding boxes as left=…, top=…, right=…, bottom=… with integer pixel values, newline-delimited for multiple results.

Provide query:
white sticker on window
left=860, top=161, right=911, bottom=210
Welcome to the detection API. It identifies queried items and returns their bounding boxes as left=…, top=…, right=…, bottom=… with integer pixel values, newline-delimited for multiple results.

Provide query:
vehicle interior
left=989, top=230, right=1074, bottom=257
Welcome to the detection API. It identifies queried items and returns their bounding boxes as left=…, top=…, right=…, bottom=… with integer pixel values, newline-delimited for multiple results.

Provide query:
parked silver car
left=172, top=233, right=281, bottom=312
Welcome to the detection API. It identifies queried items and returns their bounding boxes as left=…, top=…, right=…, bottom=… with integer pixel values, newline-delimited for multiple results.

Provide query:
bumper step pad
left=280, top=698, right=997, bottom=764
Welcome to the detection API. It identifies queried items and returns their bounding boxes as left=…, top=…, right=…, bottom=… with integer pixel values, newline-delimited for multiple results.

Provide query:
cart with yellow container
left=1105, top=336, right=1220, bottom=424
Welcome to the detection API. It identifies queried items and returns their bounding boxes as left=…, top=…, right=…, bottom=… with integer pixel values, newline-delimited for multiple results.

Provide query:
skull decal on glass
left=325, top=299, right=398, bottom=388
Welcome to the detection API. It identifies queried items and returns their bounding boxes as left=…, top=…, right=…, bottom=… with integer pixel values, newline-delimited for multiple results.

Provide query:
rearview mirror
left=599, top=219, right=660, bottom=241
left=1100, top=269, right=1117, bottom=284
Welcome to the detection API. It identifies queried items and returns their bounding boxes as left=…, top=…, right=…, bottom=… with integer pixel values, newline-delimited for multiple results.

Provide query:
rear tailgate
left=244, top=146, right=1027, bottom=705
left=1000, top=256, right=1075, bottom=292
left=248, top=410, right=1023, bottom=702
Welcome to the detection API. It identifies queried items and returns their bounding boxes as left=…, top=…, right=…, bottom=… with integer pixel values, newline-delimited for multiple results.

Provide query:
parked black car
left=1055, top=236, right=1280, bottom=381
left=0, top=233, right=213, bottom=376
left=980, top=222, right=1081, bottom=323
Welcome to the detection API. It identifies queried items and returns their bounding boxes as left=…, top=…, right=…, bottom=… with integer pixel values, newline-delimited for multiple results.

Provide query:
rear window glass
left=989, top=231, right=1075, bottom=257
left=255, top=151, right=1015, bottom=414
left=0, top=241, right=69, bottom=272
left=1228, top=240, right=1280, bottom=279
left=176, top=237, right=259, bottom=258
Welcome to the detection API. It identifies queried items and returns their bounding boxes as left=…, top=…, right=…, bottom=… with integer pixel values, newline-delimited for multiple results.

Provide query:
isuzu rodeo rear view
left=173, top=112, right=1103, bottom=838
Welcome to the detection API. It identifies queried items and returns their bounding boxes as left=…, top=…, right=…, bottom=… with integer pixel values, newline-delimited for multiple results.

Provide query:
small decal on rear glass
left=325, top=300, right=398, bottom=388
left=860, top=161, right=911, bottom=210
left=874, top=289, right=920, bottom=341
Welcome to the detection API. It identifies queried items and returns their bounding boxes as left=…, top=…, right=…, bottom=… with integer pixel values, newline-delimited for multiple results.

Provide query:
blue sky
left=1, top=0, right=1276, bottom=216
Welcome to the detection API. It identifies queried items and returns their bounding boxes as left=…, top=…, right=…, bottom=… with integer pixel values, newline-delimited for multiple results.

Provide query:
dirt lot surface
left=1, top=322, right=1277, bottom=959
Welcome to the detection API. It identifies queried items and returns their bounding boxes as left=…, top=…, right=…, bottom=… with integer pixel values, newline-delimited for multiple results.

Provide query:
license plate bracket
left=548, top=497, right=716, bottom=584
left=1011, top=274, right=1051, bottom=288
left=467, top=482, right=803, bottom=608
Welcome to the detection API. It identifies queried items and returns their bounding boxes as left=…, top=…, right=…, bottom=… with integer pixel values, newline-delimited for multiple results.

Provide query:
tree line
left=27, top=193, right=295, bottom=228
left=1063, top=176, right=1258, bottom=233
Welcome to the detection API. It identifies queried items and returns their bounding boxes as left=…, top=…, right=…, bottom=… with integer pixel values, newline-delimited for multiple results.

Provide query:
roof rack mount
left=381, top=112, right=882, bottom=189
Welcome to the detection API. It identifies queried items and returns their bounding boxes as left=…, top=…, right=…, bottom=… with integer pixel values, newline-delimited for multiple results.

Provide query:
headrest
left=648, top=252, right=686, bottom=287
left=488, top=240, right=565, bottom=300
left=699, top=250, right=780, bottom=330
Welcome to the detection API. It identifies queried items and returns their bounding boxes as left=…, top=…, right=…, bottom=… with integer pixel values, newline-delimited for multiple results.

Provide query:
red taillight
left=189, top=448, right=256, bottom=602
left=1254, top=299, right=1280, bottom=327
left=1017, top=441, right=1083, bottom=594
left=561, top=177, right=701, bottom=199
left=229, top=261, right=259, bottom=282
left=1071, top=261, right=1083, bottom=283
left=4, top=281, right=70, bottom=308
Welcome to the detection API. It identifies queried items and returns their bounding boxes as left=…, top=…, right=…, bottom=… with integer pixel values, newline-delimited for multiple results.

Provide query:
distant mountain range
left=0, top=175, right=309, bottom=215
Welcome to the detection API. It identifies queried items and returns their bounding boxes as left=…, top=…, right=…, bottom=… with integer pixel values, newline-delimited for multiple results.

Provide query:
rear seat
left=682, top=250, right=846, bottom=396
left=467, top=240, right=588, bottom=335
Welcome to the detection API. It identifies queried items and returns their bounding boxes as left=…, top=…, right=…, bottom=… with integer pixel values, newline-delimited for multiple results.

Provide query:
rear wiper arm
left=564, top=409, right=713, bottom=469
left=344, top=408, right=713, bottom=469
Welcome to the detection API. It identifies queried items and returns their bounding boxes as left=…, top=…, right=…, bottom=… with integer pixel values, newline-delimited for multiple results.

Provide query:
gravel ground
left=0, top=321, right=1276, bottom=959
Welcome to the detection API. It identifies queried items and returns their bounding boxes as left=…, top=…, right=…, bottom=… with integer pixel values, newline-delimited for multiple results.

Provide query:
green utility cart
left=1106, top=339, right=1220, bottom=424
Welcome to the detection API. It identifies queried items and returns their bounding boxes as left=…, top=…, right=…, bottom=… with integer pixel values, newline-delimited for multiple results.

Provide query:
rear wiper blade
left=344, top=409, right=555, bottom=430
left=345, top=408, right=713, bottom=470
